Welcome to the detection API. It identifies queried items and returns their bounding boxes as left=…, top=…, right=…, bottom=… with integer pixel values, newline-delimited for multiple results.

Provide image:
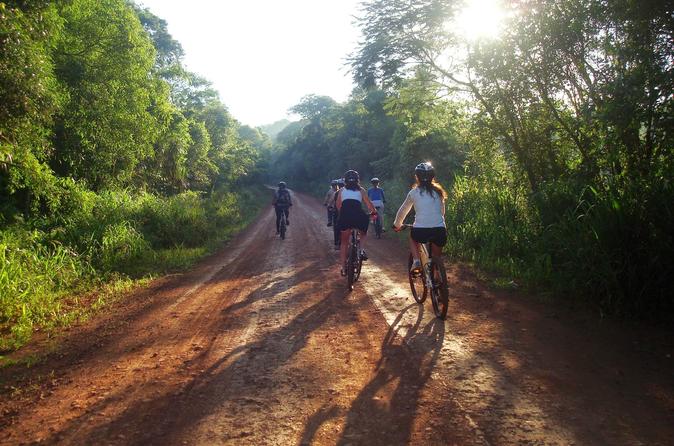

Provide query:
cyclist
left=272, top=181, right=292, bottom=234
left=367, top=177, right=386, bottom=231
left=392, top=162, right=448, bottom=272
left=324, top=179, right=339, bottom=226
left=336, top=170, right=377, bottom=275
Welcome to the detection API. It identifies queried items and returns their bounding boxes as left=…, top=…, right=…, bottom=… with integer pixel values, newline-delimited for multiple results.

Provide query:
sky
left=138, top=0, right=363, bottom=128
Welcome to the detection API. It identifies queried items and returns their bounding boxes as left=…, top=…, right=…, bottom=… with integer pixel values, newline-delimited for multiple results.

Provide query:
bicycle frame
left=417, top=241, right=434, bottom=288
left=373, top=206, right=383, bottom=238
left=346, top=229, right=362, bottom=291
left=400, top=224, right=449, bottom=319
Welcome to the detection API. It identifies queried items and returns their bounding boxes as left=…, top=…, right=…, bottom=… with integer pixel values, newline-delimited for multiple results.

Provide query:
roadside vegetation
left=2, top=0, right=671, bottom=351
left=0, top=0, right=271, bottom=351
left=268, top=0, right=673, bottom=321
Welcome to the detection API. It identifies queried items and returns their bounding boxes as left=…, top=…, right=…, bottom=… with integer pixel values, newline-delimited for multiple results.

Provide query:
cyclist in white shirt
left=336, top=170, right=377, bottom=275
left=393, top=162, right=448, bottom=272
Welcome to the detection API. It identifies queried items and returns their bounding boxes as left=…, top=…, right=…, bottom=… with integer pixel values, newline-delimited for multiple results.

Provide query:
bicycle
left=373, top=206, right=383, bottom=239
left=344, top=229, right=363, bottom=291
left=399, top=224, right=450, bottom=319
left=275, top=207, right=288, bottom=240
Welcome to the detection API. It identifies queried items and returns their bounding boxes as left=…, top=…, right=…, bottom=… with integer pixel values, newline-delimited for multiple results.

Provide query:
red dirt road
left=1, top=191, right=673, bottom=445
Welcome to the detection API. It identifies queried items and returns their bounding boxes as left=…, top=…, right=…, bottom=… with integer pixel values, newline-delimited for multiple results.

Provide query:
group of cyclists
left=272, top=162, right=447, bottom=277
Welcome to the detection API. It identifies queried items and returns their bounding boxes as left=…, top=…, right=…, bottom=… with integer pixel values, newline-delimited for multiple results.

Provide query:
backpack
left=276, top=189, right=290, bottom=206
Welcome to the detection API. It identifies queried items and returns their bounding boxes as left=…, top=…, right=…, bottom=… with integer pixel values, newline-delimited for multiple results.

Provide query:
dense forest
left=0, top=0, right=271, bottom=350
left=269, top=0, right=673, bottom=320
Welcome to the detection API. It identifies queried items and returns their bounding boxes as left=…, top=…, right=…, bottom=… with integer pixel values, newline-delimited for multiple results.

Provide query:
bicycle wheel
left=374, top=218, right=382, bottom=239
left=346, top=247, right=355, bottom=291
left=408, top=253, right=427, bottom=303
left=430, top=258, right=449, bottom=319
left=354, top=243, right=363, bottom=282
left=279, top=217, right=286, bottom=240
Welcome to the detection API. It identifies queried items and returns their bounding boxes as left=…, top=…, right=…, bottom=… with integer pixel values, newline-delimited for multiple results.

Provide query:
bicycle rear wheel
left=280, top=217, right=286, bottom=240
left=347, top=241, right=357, bottom=291
left=408, top=253, right=427, bottom=303
left=354, top=249, right=363, bottom=282
left=430, top=258, right=449, bottom=319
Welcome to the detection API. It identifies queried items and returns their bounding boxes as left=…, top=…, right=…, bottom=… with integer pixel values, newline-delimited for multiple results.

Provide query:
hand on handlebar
left=392, top=224, right=410, bottom=232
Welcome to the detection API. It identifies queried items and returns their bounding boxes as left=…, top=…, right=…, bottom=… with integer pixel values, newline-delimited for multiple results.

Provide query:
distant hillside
left=258, top=119, right=291, bottom=141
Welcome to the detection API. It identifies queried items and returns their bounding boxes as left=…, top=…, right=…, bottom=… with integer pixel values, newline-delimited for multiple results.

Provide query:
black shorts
left=337, top=200, right=369, bottom=233
left=411, top=227, right=447, bottom=247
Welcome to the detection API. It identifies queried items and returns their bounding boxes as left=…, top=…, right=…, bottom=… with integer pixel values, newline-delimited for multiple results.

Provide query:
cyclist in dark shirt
left=272, top=181, right=292, bottom=234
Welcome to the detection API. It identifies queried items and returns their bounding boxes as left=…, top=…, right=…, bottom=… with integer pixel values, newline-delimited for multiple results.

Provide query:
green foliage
left=0, top=0, right=270, bottom=350
left=346, top=0, right=674, bottom=320
left=0, top=1, right=64, bottom=218
left=0, top=186, right=267, bottom=351
left=0, top=228, right=89, bottom=350
left=50, top=0, right=159, bottom=189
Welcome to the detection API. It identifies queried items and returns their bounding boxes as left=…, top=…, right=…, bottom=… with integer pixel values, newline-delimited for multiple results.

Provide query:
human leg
left=358, top=230, right=369, bottom=260
left=409, top=236, right=421, bottom=262
left=339, top=230, right=350, bottom=266
left=275, top=207, right=282, bottom=232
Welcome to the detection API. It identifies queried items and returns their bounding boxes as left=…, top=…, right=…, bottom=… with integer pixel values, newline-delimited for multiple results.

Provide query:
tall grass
left=445, top=174, right=674, bottom=319
left=0, top=186, right=267, bottom=352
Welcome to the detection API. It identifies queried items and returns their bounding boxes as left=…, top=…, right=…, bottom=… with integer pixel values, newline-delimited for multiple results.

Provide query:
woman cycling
left=336, top=170, right=377, bottom=275
left=393, top=162, right=448, bottom=272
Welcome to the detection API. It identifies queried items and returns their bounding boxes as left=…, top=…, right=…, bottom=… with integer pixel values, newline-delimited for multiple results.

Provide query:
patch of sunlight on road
left=360, top=261, right=580, bottom=445
left=360, top=262, right=472, bottom=362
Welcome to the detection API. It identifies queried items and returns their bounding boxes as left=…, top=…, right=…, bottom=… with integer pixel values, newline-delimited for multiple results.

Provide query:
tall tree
left=51, top=0, right=161, bottom=190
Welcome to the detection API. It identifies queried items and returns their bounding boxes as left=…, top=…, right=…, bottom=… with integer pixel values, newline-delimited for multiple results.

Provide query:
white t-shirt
left=394, top=187, right=446, bottom=228
left=340, top=188, right=362, bottom=202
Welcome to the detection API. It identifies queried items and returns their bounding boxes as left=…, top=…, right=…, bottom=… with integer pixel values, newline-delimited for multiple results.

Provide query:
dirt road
left=1, top=191, right=673, bottom=445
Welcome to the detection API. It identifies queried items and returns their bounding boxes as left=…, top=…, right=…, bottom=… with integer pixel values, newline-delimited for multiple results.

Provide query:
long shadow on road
left=38, top=276, right=367, bottom=445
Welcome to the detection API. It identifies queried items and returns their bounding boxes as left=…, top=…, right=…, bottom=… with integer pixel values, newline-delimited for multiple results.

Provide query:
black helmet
left=337, top=178, right=345, bottom=187
left=370, top=177, right=380, bottom=184
left=414, top=162, right=435, bottom=182
left=344, top=170, right=359, bottom=185
left=278, top=181, right=287, bottom=189
left=331, top=179, right=338, bottom=186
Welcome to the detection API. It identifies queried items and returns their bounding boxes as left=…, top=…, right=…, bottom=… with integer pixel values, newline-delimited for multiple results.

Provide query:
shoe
left=276, top=230, right=280, bottom=235
left=340, top=263, right=347, bottom=276
left=327, top=222, right=332, bottom=226
left=334, top=244, right=340, bottom=250
left=410, top=259, right=421, bottom=274
left=359, top=249, right=368, bottom=261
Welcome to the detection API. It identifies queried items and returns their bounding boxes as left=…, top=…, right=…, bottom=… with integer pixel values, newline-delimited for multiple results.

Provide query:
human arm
left=335, top=190, right=343, bottom=211
left=360, top=188, right=377, bottom=214
left=393, top=190, right=415, bottom=230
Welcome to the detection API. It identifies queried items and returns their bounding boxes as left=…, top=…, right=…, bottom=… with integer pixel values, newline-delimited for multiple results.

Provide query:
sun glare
left=454, top=0, right=507, bottom=41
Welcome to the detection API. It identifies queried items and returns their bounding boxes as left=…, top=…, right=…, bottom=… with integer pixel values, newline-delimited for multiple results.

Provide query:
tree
left=50, top=0, right=160, bottom=190
left=0, top=1, right=63, bottom=218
